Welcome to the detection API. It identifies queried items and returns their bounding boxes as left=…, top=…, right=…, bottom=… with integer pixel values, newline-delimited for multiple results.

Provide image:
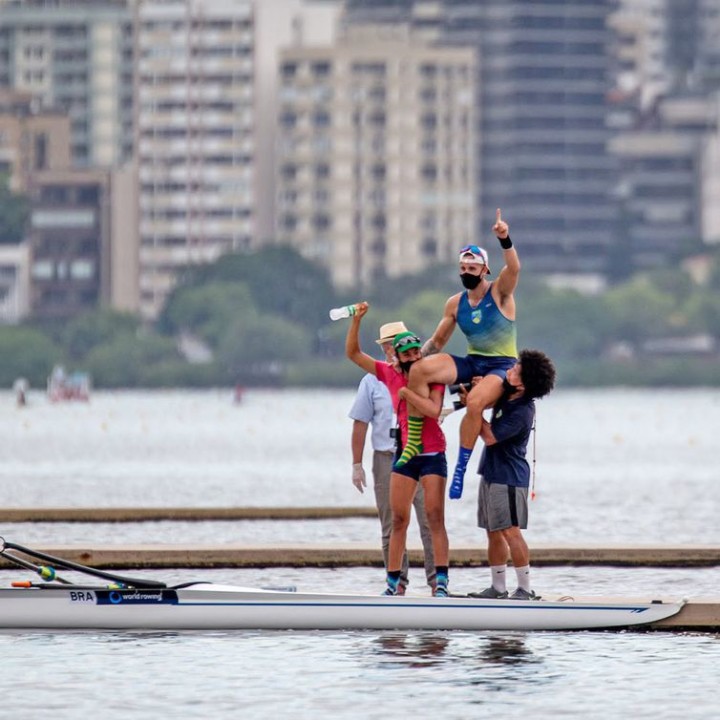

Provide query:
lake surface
left=1, top=388, right=718, bottom=718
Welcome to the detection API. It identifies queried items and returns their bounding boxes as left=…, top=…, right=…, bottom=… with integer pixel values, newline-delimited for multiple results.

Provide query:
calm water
left=1, top=388, right=719, bottom=719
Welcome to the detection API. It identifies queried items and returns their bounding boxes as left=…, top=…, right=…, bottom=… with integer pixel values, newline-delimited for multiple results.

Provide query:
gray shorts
left=477, top=478, right=528, bottom=531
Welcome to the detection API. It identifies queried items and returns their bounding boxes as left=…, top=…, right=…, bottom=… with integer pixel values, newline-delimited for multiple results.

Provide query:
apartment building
left=0, top=0, right=134, bottom=168
left=27, top=168, right=110, bottom=319
left=135, top=0, right=255, bottom=319
left=0, top=88, right=70, bottom=191
left=0, top=88, right=70, bottom=322
left=276, top=23, right=476, bottom=289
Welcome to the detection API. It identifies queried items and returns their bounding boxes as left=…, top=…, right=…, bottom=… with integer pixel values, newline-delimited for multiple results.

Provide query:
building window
left=371, top=239, right=386, bottom=256
left=313, top=111, right=331, bottom=128
left=312, top=61, right=331, bottom=77
left=281, top=62, right=298, bottom=79
left=32, top=210, right=95, bottom=229
left=422, top=239, right=437, bottom=257
left=313, top=214, right=331, bottom=231
left=32, top=261, right=54, bottom=279
left=34, top=134, right=48, bottom=170
left=421, top=164, right=438, bottom=183
left=282, top=214, right=297, bottom=231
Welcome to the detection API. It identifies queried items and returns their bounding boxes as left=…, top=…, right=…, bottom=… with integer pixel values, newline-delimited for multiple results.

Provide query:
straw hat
left=376, top=321, right=408, bottom=345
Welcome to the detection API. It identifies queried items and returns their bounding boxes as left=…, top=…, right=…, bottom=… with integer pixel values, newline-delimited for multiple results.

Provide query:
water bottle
left=329, top=304, right=358, bottom=321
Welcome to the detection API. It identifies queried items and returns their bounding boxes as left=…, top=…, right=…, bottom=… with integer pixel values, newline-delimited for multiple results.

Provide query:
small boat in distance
left=47, top=365, right=91, bottom=403
left=0, top=539, right=684, bottom=632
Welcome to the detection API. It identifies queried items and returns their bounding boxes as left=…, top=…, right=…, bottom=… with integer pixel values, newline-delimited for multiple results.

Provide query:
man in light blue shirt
left=349, top=321, right=436, bottom=595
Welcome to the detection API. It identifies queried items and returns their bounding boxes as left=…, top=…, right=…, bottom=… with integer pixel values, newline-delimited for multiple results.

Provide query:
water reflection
left=370, top=631, right=552, bottom=693
left=479, top=634, right=536, bottom=665
left=371, top=632, right=541, bottom=670
left=373, top=632, right=450, bottom=667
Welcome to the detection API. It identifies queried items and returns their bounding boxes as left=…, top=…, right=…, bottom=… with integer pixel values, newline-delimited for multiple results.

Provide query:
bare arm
left=351, top=420, right=368, bottom=464
left=345, top=303, right=376, bottom=375
left=492, top=208, right=520, bottom=304
left=399, top=385, right=444, bottom=419
left=422, top=294, right=459, bottom=356
left=479, top=418, right=498, bottom=446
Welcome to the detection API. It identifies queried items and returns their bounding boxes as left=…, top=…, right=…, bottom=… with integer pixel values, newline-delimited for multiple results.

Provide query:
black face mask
left=399, top=359, right=416, bottom=375
left=460, top=273, right=481, bottom=290
left=502, top=377, right=515, bottom=394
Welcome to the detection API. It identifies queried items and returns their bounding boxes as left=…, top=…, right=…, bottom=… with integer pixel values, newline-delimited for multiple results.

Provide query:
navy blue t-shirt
left=478, top=394, right=535, bottom=487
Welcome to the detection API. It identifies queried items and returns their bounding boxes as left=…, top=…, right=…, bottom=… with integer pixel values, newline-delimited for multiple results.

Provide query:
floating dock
left=0, top=507, right=379, bottom=522
left=0, top=542, right=717, bottom=568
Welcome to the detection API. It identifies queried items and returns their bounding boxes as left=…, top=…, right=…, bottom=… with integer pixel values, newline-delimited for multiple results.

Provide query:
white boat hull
left=0, top=584, right=683, bottom=631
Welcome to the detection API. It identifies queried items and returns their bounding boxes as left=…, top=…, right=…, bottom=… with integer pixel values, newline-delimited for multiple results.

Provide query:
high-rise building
left=608, top=0, right=670, bottom=113
left=344, top=0, right=618, bottom=276
left=253, top=0, right=341, bottom=244
left=607, top=1, right=720, bottom=265
left=275, top=23, right=476, bottom=288
left=0, top=0, right=134, bottom=167
left=609, top=0, right=720, bottom=102
left=135, top=0, right=255, bottom=319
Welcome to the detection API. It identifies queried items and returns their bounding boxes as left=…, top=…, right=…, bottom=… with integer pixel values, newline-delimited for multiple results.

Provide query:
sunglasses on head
left=394, top=335, right=421, bottom=349
left=459, top=244, right=483, bottom=254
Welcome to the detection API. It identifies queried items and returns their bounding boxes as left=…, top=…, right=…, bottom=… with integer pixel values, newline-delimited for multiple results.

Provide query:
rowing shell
left=0, top=584, right=683, bottom=631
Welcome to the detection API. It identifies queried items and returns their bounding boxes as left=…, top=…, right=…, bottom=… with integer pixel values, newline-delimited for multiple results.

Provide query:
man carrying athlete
left=469, top=349, right=556, bottom=599
left=396, top=209, right=520, bottom=502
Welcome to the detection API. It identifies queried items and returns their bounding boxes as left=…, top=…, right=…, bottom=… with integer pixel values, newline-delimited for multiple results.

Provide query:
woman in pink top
left=346, top=302, right=450, bottom=597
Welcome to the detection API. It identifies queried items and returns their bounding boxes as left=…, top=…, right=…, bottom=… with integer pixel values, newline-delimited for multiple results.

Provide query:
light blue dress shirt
left=348, top=373, right=395, bottom=452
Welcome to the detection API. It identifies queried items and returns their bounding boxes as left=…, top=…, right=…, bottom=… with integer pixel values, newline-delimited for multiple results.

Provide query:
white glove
left=352, top=463, right=367, bottom=493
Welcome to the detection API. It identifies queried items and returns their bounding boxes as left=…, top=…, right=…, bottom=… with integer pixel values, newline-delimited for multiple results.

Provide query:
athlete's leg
left=418, top=473, right=448, bottom=567
left=502, top=526, right=531, bottom=593
left=396, top=355, right=458, bottom=467
left=501, top=526, right=529, bottom=568
left=460, top=374, right=504, bottom=449
left=487, top=529, right=511, bottom=566
left=407, top=353, right=459, bottom=400
left=373, top=451, right=410, bottom=590
left=386, top=472, right=418, bottom=593
left=486, top=529, right=511, bottom=594
left=449, top=375, right=504, bottom=499
left=419, top=472, right=449, bottom=594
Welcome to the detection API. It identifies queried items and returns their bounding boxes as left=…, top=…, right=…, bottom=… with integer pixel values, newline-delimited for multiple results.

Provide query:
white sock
left=515, top=565, right=531, bottom=592
left=490, top=565, right=507, bottom=592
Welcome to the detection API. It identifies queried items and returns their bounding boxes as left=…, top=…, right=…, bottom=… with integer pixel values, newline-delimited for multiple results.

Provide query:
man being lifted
left=396, top=209, right=520, bottom=501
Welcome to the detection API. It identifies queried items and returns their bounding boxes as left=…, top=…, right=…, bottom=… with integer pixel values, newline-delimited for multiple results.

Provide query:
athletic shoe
left=509, top=587, right=539, bottom=600
left=434, top=585, right=449, bottom=598
left=382, top=586, right=398, bottom=596
left=396, top=584, right=407, bottom=596
left=468, top=586, right=508, bottom=599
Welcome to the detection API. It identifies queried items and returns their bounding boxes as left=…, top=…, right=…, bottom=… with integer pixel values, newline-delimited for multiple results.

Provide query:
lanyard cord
left=530, top=417, right=537, bottom=501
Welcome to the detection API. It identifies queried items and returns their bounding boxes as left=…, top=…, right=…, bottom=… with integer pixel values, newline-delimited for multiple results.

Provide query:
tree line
left=3, top=245, right=720, bottom=390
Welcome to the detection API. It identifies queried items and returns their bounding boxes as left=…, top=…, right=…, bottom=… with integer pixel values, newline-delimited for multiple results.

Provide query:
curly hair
left=518, top=349, right=556, bottom=400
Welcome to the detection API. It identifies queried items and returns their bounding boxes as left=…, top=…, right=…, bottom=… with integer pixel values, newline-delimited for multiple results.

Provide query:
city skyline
left=1, top=0, right=719, bottom=324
